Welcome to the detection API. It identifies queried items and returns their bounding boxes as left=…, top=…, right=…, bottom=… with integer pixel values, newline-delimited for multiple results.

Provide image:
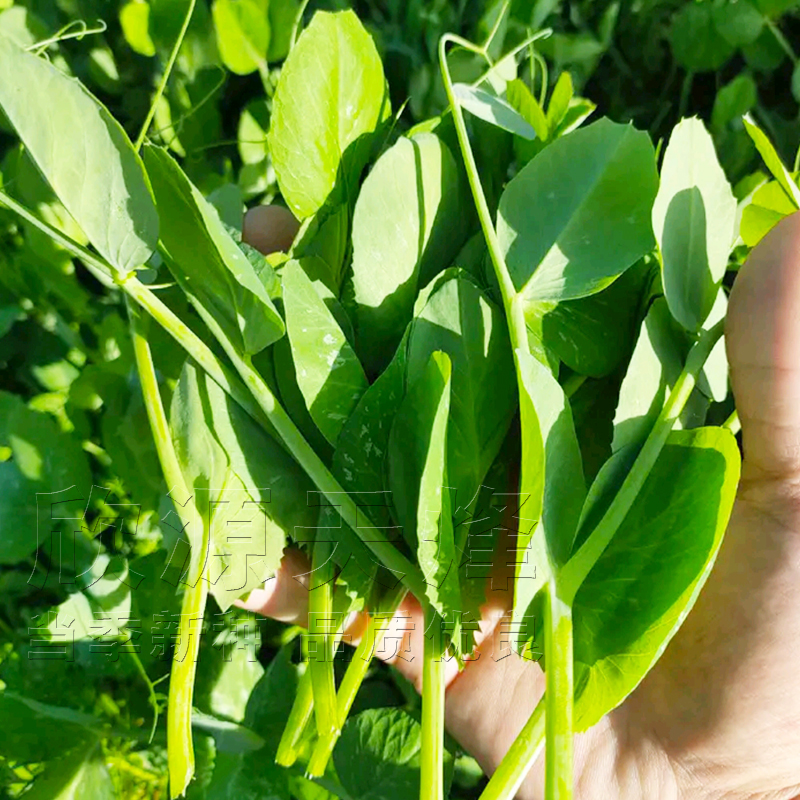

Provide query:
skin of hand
left=240, top=205, right=800, bottom=800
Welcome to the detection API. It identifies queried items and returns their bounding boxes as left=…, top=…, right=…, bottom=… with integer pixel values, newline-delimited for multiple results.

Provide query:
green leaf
left=406, top=272, right=517, bottom=513
left=388, top=352, right=459, bottom=617
left=740, top=178, right=796, bottom=246
left=712, top=0, right=764, bottom=47
left=120, top=1, right=157, bottom=57
left=546, top=71, right=574, bottom=130
left=0, top=35, right=158, bottom=274
left=212, top=0, right=270, bottom=76
left=237, top=99, right=269, bottom=165
left=282, top=260, right=369, bottom=445
left=497, top=118, right=658, bottom=303
left=289, top=203, right=350, bottom=294
left=333, top=708, right=455, bottom=800
left=453, top=83, right=537, bottom=140
left=512, top=350, right=585, bottom=650
left=743, top=114, right=800, bottom=208
left=0, top=391, right=91, bottom=564
left=711, top=74, right=757, bottom=132
left=23, top=742, right=115, bottom=800
left=506, top=79, right=549, bottom=140
left=671, top=1, right=735, bottom=72
left=572, top=427, right=740, bottom=730
left=170, top=361, right=306, bottom=611
left=528, top=262, right=652, bottom=378
left=351, top=133, right=466, bottom=374
left=267, top=10, right=388, bottom=219
left=144, top=145, right=285, bottom=356
left=652, top=117, right=736, bottom=332
left=267, top=0, right=299, bottom=62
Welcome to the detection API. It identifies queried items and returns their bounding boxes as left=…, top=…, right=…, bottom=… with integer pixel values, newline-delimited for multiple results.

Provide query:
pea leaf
left=120, top=1, right=157, bottom=57
left=571, top=427, right=740, bottom=730
left=506, top=79, right=549, bottom=140
left=268, top=10, right=388, bottom=220
left=0, top=391, right=91, bottom=564
left=0, top=35, right=158, bottom=274
left=742, top=114, right=800, bottom=208
left=23, top=742, right=115, bottom=800
left=267, top=0, right=299, bottom=62
left=282, top=260, right=369, bottom=445
left=406, top=272, right=517, bottom=514
left=546, top=71, right=574, bottom=130
left=740, top=179, right=796, bottom=246
left=351, top=133, right=467, bottom=375
left=652, top=117, right=736, bottom=332
left=512, top=350, right=586, bottom=650
left=333, top=708, right=455, bottom=800
left=388, top=352, right=460, bottom=616
left=453, top=83, right=537, bottom=140
left=671, top=1, right=734, bottom=72
left=144, top=145, right=285, bottom=356
left=212, top=0, right=270, bottom=76
left=497, top=118, right=658, bottom=304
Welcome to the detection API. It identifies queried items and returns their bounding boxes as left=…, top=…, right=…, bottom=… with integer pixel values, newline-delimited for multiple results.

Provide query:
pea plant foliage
left=3, top=4, right=798, bottom=799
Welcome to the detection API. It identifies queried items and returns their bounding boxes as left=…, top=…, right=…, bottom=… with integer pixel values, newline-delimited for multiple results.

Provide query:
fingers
left=727, top=211, right=800, bottom=480
left=242, top=204, right=300, bottom=255
left=236, top=547, right=311, bottom=625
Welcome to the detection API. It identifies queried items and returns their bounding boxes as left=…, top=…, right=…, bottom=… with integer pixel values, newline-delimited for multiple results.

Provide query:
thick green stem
left=307, top=583, right=407, bottom=777
left=479, top=695, right=546, bottom=800
left=420, top=606, right=447, bottom=800
left=308, top=537, right=339, bottom=741
left=544, top=584, right=573, bottom=800
left=276, top=665, right=315, bottom=768
left=0, top=190, right=427, bottom=602
left=559, top=319, right=726, bottom=602
left=128, top=300, right=206, bottom=799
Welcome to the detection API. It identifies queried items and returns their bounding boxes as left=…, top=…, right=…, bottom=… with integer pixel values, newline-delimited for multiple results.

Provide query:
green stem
left=439, top=34, right=528, bottom=355
left=308, top=537, right=339, bottom=741
left=276, top=664, right=315, bottom=767
left=125, top=644, right=162, bottom=744
left=134, top=0, right=197, bottom=151
left=678, top=70, right=693, bottom=120
left=420, top=605, right=446, bottom=800
left=766, top=19, right=798, bottom=65
left=478, top=695, right=546, bottom=800
left=0, top=190, right=427, bottom=602
left=128, top=299, right=206, bottom=799
left=544, top=583, right=573, bottom=800
left=559, top=319, right=725, bottom=603
left=307, top=583, right=407, bottom=777
left=722, top=410, right=741, bottom=436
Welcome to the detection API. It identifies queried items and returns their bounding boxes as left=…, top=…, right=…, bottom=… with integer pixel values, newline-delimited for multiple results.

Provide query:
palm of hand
left=243, top=210, right=800, bottom=800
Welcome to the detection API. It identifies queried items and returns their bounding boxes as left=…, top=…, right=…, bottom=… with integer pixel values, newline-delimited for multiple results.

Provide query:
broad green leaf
left=351, top=133, right=466, bottom=374
left=267, top=0, right=299, bottom=62
left=0, top=391, right=91, bottom=564
left=652, top=117, right=736, bottom=332
left=506, top=78, right=549, bottom=143
left=512, top=350, right=586, bottom=651
left=546, top=71, right=574, bottom=130
left=671, top=1, right=734, bottom=72
left=290, top=203, right=351, bottom=297
left=0, top=692, right=97, bottom=762
left=144, top=145, right=284, bottom=356
left=527, top=262, right=652, bottom=378
left=333, top=708, right=455, bottom=800
left=212, top=0, right=270, bottom=76
left=742, top=114, right=800, bottom=208
left=282, top=260, right=368, bottom=445
left=268, top=10, right=388, bottom=219
left=712, top=0, right=764, bottom=47
left=388, top=352, right=459, bottom=617
left=711, top=74, right=757, bottom=132
left=171, top=361, right=313, bottom=610
left=740, top=179, right=796, bottom=246
left=571, top=427, right=740, bottom=730
left=237, top=99, right=269, bottom=165
left=24, top=742, right=115, bottom=800
left=612, top=298, right=714, bottom=452
left=406, top=272, right=517, bottom=513
left=497, top=118, right=658, bottom=303
left=453, top=83, right=537, bottom=140
left=0, top=35, right=158, bottom=274
left=120, top=1, right=157, bottom=57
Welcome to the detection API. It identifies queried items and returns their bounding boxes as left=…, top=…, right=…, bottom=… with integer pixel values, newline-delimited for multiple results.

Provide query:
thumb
left=727, top=211, right=800, bottom=480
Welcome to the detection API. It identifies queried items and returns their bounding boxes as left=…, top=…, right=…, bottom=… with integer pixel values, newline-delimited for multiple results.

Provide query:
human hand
left=241, top=204, right=800, bottom=800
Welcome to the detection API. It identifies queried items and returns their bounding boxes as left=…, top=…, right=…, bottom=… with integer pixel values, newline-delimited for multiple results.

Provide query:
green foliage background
left=0, top=0, right=797, bottom=797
